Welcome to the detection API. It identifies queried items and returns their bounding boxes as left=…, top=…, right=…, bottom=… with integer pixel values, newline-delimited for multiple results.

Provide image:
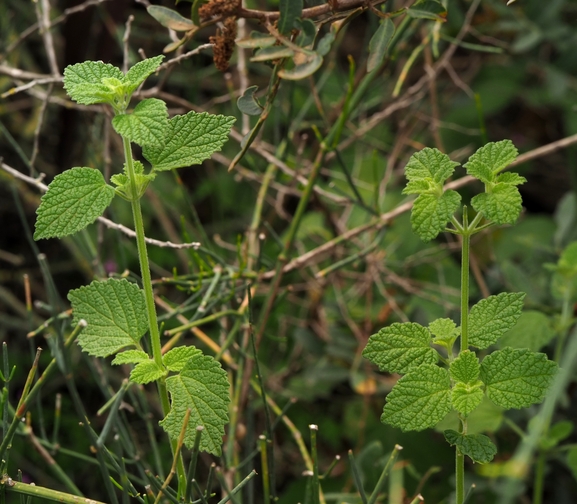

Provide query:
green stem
left=1, top=477, right=106, bottom=504
left=121, top=136, right=185, bottom=491
left=460, top=208, right=471, bottom=352
left=532, top=450, right=547, bottom=504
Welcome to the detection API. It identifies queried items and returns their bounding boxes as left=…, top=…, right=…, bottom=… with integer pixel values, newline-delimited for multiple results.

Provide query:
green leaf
left=566, top=446, right=577, bottom=482
left=407, top=0, right=448, bottom=21
left=443, top=430, right=497, bottom=464
left=498, top=311, right=555, bottom=352
left=147, top=5, right=195, bottom=31
left=130, top=360, right=166, bottom=384
left=316, top=31, right=335, bottom=57
left=381, top=364, right=451, bottom=431
left=295, top=18, right=316, bottom=47
left=367, top=19, right=395, bottom=72
left=68, top=279, right=148, bottom=357
left=480, top=347, right=558, bottom=409
left=468, top=292, right=526, bottom=349
left=237, top=85, right=263, bottom=115
left=362, top=322, right=438, bottom=374
left=464, top=140, right=518, bottom=183
left=404, top=148, right=460, bottom=185
left=124, top=56, right=164, bottom=94
left=471, top=183, right=524, bottom=225
left=34, top=168, right=115, bottom=240
left=411, top=190, right=461, bottom=242
left=550, top=241, right=577, bottom=300
left=63, top=61, right=124, bottom=105
left=278, top=0, right=302, bottom=34
left=540, top=420, right=573, bottom=450
left=236, top=32, right=277, bottom=49
left=451, top=381, right=484, bottom=416
left=143, top=111, right=235, bottom=171
left=250, top=46, right=295, bottom=62
left=160, top=353, right=230, bottom=455
left=163, top=346, right=202, bottom=372
left=450, top=350, right=479, bottom=384
left=435, top=396, right=503, bottom=434
left=112, top=350, right=149, bottom=365
left=429, top=318, right=460, bottom=345
left=277, top=52, right=323, bottom=80
left=112, top=98, right=168, bottom=147
left=496, top=172, right=526, bottom=186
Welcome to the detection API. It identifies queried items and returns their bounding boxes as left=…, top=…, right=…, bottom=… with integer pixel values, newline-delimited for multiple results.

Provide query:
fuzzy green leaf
left=411, top=190, right=461, bottom=242
left=429, top=318, right=460, bottom=345
left=480, top=347, right=558, bottom=409
left=404, top=148, right=460, bottom=184
left=381, top=364, right=451, bottom=431
left=63, top=61, right=124, bottom=105
left=471, top=183, right=523, bottom=225
left=450, top=350, right=480, bottom=384
left=163, top=346, right=202, bottom=372
left=68, top=279, right=148, bottom=357
left=403, top=179, right=433, bottom=195
left=498, top=311, right=555, bottom=352
left=130, top=360, right=166, bottom=384
left=451, top=381, right=484, bottom=416
left=363, top=322, right=437, bottom=374
left=468, top=292, right=525, bottom=349
left=464, top=140, right=518, bottom=183
left=112, top=350, right=149, bottom=365
left=112, top=98, right=168, bottom=147
left=278, top=0, right=302, bottom=34
left=124, top=56, right=164, bottom=94
left=444, top=430, right=497, bottom=464
left=367, top=19, right=395, bottom=72
left=160, top=353, right=230, bottom=455
left=496, top=172, right=527, bottom=185
left=34, top=168, right=115, bottom=239
left=143, top=111, right=235, bottom=171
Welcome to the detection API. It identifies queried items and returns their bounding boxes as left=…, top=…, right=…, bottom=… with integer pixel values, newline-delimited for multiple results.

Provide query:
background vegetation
left=1, top=0, right=577, bottom=502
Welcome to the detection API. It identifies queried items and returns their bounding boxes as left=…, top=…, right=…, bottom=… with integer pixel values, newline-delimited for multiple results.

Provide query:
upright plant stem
left=121, top=136, right=185, bottom=490
left=456, top=208, right=473, bottom=504
left=460, top=209, right=470, bottom=353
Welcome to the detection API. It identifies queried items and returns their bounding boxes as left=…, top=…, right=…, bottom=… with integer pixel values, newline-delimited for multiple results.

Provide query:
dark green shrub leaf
left=367, top=19, right=395, bottom=72
left=237, top=85, right=263, bottom=116
left=147, top=5, right=195, bottom=31
left=278, top=0, right=302, bottom=34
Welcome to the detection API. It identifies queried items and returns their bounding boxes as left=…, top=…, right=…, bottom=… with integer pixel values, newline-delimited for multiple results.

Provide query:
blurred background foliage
left=1, top=0, right=577, bottom=503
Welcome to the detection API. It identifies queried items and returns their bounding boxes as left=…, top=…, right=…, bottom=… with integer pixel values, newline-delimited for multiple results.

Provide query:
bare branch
left=1, top=162, right=200, bottom=250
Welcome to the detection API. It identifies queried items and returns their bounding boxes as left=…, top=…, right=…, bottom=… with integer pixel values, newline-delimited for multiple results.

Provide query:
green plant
left=362, top=140, right=559, bottom=504
left=5, top=55, right=236, bottom=498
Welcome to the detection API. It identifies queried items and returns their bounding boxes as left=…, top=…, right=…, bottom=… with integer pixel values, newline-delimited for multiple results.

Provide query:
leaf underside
left=160, top=353, right=230, bottom=455
left=68, top=278, right=148, bottom=357
left=444, top=430, right=497, bottom=464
